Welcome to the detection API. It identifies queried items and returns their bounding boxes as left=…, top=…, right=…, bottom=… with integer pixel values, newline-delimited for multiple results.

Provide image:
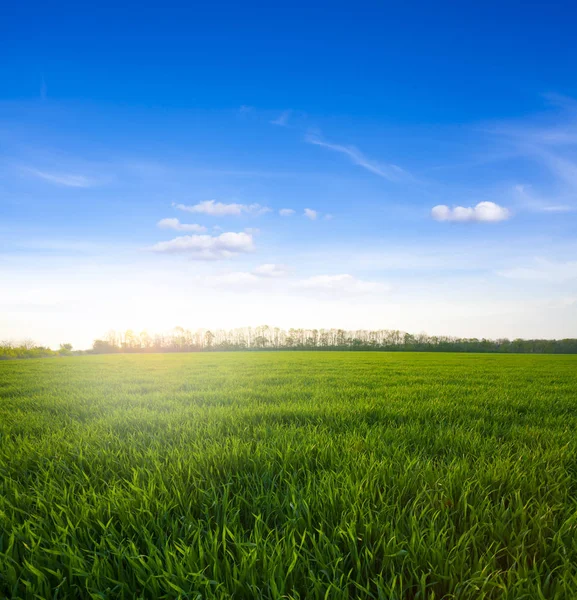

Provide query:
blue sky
left=1, top=1, right=577, bottom=347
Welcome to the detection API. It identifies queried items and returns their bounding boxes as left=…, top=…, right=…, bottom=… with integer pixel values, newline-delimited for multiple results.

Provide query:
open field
left=1, top=352, right=577, bottom=599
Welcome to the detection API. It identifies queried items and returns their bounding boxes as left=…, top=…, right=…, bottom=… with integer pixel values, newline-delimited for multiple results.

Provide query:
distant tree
left=59, top=343, right=73, bottom=355
left=92, top=339, right=118, bottom=354
left=204, top=330, right=214, bottom=349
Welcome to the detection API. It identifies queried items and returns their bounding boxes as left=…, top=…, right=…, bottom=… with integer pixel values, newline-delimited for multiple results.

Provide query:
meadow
left=1, top=352, right=576, bottom=599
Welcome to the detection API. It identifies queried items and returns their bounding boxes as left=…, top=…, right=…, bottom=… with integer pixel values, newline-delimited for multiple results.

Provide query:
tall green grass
left=1, top=352, right=576, bottom=599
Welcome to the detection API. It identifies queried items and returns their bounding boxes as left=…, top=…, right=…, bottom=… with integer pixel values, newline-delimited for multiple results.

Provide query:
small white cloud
left=271, top=110, right=292, bottom=126
left=279, top=208, right=295, bottom=217
left=25, top=168, right=95, bottom=188
left=252, top=263, right=289, bottom=277
left=304, top=208, right=318, bottom=220
left=431, top=201, right=510, bottom=223
left=151, top=232, right=255, bottom=260
left=173, top=200, right=270, bottom=217
left=324, top=213, right=334, bottom=220
left=157, top=218, right=207, bottom=233
left=295, top=274, right=388, bottom=295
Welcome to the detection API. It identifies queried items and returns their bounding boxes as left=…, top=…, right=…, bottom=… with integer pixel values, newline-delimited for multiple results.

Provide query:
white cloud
left=252, top=263, right=289, bottom=277
left=498, top=259, right=577, bottom=283
left=173, top=200, right=270, bottom=217
left=431, top=201, right=511, bottom=223
left=271, top=110, right=292, bottom=126
left=295, top=274, right=388, bottom=295
left=279, top=208, right=295, bottom=216
left=157, top=218, right=207, bottom=233
left=25, top=168, right=95, bottom=188
left=306, top=134, right=409, bottom=182
left=304, top=208, right=318, bottom=220
left=150, top=232, right=255, bottom=260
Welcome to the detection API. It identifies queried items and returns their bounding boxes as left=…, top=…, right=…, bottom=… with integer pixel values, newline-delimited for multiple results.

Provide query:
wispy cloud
left=279, top=208, right=295, bottom=216
left=306, top=134, right=410, bottom=182
left=252, top=263, right=289, bottom=277
left=157, top=218, right=207, bottom=233
left=202, top=265, right=290, bottom=289
left=25, top=168, right=95, bottom=188
left=304, top=208, right=318, bottom=220
left=271, top=110, right=292, bottom=127
left=173, top=200, right=270, bottom=217
left=484, top=99, right=577, bottom=206
left=294, top=274, right=389, bottom=296
left=513, top=184, right=576, bottom=213
left=498, top=259, right=577, bottom=283
left=151, top=232, right=255, bottom=260
left=431, top=201, right=511, bottom=223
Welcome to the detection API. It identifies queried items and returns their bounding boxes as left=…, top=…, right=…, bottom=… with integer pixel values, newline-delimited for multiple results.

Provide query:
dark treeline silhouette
left=89, top=326, right=577, bottom=355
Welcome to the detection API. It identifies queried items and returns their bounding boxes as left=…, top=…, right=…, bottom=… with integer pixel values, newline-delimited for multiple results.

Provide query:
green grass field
left=1, top=352, right=577, bottom=599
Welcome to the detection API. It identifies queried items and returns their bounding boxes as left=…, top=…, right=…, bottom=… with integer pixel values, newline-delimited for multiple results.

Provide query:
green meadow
left=1, top=352, right=576, bottom=599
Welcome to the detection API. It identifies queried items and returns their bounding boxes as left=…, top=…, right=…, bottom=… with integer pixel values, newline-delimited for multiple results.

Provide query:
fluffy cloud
left=252, top=263, right=289, bottom=277
left=157, top=218, right=207, bottom=233
left=431, top=202, right=510, bottom=222
left=173, top=200, right=270, bottom=216
left=304, top=208, right=318, bottom=220
left=279, top=208, right=295, bottom=216
left=295, top=274, right=388, bottom=295
left=151, top=232, right=255, bottom=260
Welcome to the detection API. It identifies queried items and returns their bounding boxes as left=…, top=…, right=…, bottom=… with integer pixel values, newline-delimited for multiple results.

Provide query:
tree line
left=2, top=327, right=576, bottom=360
left=90, top=326, right=577, bottom=354
left=0, top=342, right=73, bottom=360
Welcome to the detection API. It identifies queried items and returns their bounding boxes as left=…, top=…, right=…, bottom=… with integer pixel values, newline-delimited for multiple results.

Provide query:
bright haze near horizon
left=1, top=1, right=577, bottom=349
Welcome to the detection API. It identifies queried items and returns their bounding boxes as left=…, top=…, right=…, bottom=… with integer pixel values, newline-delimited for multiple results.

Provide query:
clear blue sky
left=1, top=1, right=577, bottom=347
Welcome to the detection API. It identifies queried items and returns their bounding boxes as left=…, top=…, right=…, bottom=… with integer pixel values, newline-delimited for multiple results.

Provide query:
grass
left=1, top=352, right=576, bottom=599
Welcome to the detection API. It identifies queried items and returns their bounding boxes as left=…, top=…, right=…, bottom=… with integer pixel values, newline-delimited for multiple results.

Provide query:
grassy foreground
left=1, top=353, right=577, bottom=599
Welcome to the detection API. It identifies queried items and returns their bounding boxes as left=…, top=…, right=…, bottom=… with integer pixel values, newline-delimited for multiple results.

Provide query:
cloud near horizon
left=253, top=263, right=289, bottom=277
left=431, top=201, right=511, bottom=222
left=151, top=231, right=255, bottom=260
left=173, top=200, right=270, bottom=216
left=497, top=258, right=577, bottom=283
left=294, top=274, right=389, bottom=295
